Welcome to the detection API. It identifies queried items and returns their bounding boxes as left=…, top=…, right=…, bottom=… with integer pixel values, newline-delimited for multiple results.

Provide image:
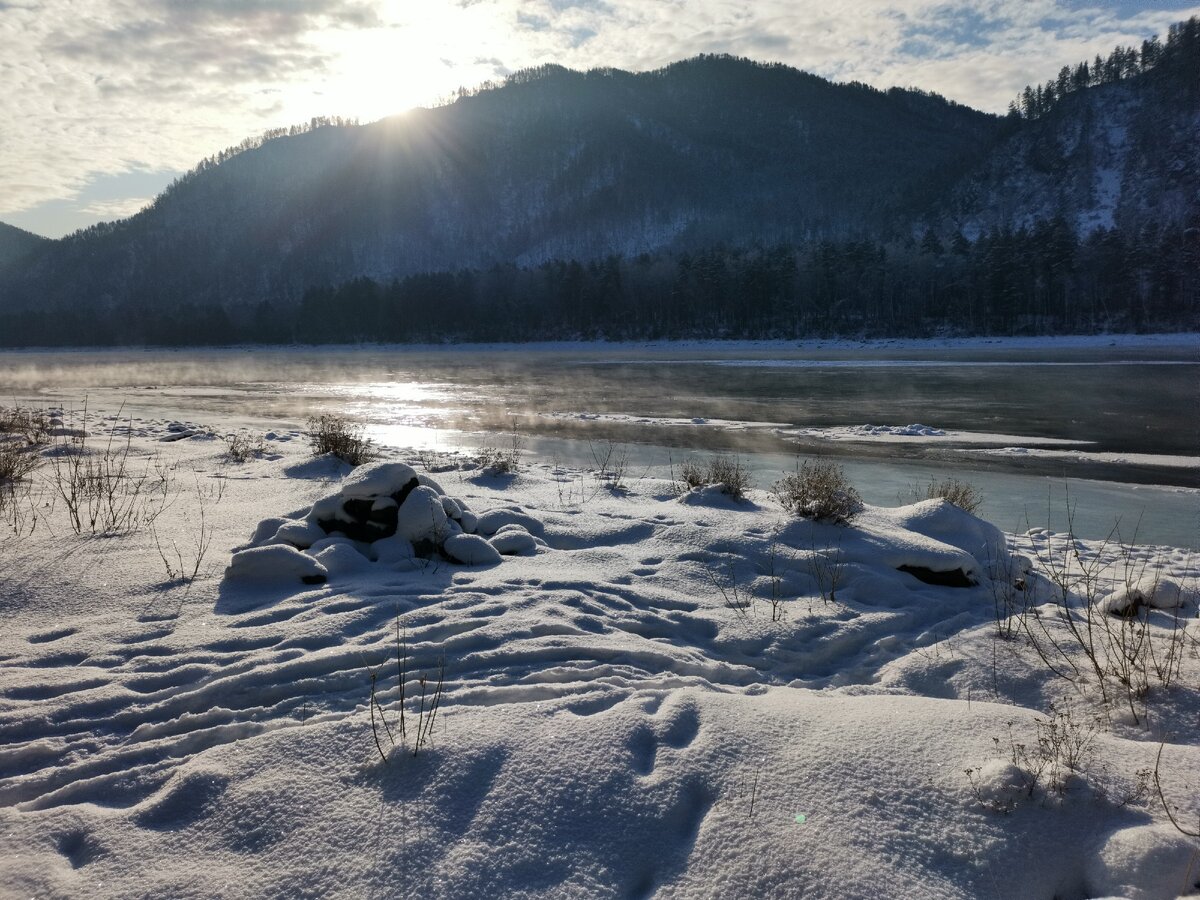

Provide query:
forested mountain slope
left=942, top=37, right=1199, bottom=239
left=0, top=57, right=1002, bottom=311
left=0, top=223, right=47, bottom=276
left=0, top=18, right=1196, bottom=343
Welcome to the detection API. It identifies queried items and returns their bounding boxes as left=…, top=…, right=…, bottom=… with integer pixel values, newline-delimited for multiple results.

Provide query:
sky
left=2, top=0, right=1197, bottom=239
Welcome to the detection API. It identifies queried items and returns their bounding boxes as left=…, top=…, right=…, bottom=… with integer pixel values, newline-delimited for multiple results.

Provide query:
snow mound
left=225, top=545, right=328, bottom=585
left=1098, top=575, right=1192, bottom=617
left=851, top=423, right=946, bottom=437
left=677, top=483, right=748, bottom=508
left=488, top=529, right=539, bottom=556
left=885, top=499, right=1008, bottom=570
left=970, top=759, right=1034, bottom=811
left=444, top=533, right=503, bottom=566
left=474, top=508, right=545, bottom=537
left=340, top=461, right=419, bottom=499
left=228, top=463, right=546, bottom=585
left=850, top=502, right=995, bottom=587
left=1085, top=825, right=1200, bottom=900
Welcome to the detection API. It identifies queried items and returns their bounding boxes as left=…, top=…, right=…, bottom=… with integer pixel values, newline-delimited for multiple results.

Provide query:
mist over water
left=1, top=341, right=1195, bottom=546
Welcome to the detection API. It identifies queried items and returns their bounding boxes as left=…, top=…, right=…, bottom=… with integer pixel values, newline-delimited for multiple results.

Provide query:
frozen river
left=1, top=336, right=1196, bottom=546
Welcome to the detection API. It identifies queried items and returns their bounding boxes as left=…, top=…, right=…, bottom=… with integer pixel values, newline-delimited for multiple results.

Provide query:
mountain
left=0, top=222, right=48, bottom=275
left=0, top=20, right=1196, bottom=342
left=940, top=41, right=1200, bottom=239
left=1, top=57, right=1000, bottom=312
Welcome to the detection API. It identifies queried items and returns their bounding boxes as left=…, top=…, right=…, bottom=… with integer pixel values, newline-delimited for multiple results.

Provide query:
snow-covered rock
left=853, top=504, right=988, bottom=585
left=474, top=508, right=545, bottom=537
left=489, top=530, right=539, bottom=556
left=271, top=519, right=326, bottom=550
left=395, top=485, right=449, bottom=543
left=230, top=458, right=542, bottom=584
left=339, top=461, right=419, bottom=499
left=1098, top=575, right=1190, bottom=616
left=418, top=473, right=447, bottom=495
left=225, top=545, right=328, bottom=585
left=311, top=542, right=375, bottom=577
left=887, top=499, right=1007, bottom=570
left=444, top=533, right=503, bottom=566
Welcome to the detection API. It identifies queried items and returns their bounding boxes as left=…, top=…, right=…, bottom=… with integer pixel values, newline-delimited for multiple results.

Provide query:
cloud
left=2, top=0, right=1197, bottom=236
left=78, top=196, right=156, bottom=220
left=0, top=0, right=385, bottom=216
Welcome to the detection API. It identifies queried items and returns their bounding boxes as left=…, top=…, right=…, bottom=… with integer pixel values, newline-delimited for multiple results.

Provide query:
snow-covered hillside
left=1, top=411, right=1197, bottom=898
left=946, top=76, right=1199, bottom=239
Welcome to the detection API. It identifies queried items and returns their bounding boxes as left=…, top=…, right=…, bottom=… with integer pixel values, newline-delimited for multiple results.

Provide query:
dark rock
left=342, top=498, right=373, bottom=521
left=316, top=517, right=392, bottom=544
left=368, top=505, right=399, bottom=531
left=898, top=565, right=973, bottom=588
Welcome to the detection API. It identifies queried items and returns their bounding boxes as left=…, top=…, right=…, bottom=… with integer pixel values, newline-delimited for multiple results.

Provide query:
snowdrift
left=1, top=424, right=1197, bottom=900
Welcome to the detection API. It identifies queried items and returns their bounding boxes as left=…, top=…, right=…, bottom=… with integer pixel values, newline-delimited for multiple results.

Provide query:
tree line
left=1008, top=16, right=1198, bottom=120
left=2, top=218, right=1194, bottom=347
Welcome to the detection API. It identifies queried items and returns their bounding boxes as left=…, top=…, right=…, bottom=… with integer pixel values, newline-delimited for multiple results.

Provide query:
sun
left=276, top=1, right=514, bottom=126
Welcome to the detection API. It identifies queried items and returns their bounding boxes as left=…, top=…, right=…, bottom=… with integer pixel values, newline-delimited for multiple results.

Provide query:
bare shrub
left=773, top=459, right=861, bottom=524
left=701, top=557, right=752, bottom=617
left=762, top=528, right=787, bottom=622
left=1154, top=743, right=1200, bottom=837
left=1015, top=498, right=1197, bottom=727
left=476, top=425, right=524, bottom=476
left=416, top=448, right=458, bottom=472
left=676, top=454, right=751, bottom=500
left=589, top=439, right=630, bottom=491
left=0, top=405, right=48, bottom=489
left=967, top=704, right=1100, bottom=811
left=369, top=621, right=445, bottom=762
left=0, top=439, right=40, bottom=485
left=987, top=542, right=1030, bottom=640
left=679, top=458, right=705, bottom=490
left=0, top=476, right=43, bottom=538
left=707, top=455, right=751, bottom=500
left=307, top=414, right=374, bottom=466
left=0, top=417, right=46, bottom=539
left=807, top=531, right=847, bottom=604
left=48, top=407, right=173, bottom=535
left=223, top=430, right=266, bottom=462
left=151, top=471, right=225, bottom=586
left=0, top=406, right=50, bottom=446
left=923, top=476, right=983, bottom=514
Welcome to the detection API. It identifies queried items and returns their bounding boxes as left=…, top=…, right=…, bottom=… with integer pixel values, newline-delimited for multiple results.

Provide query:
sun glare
left=278, top=0, right=514, bottom=125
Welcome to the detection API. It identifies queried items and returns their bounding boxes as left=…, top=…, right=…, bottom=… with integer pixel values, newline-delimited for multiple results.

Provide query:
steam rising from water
left=1, top=342, right=1195, bottom=543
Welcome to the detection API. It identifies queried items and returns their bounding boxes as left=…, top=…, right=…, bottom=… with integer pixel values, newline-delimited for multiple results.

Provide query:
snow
left=225, top=544, right=328, bottom=584
left=1098, top=575, right=1191, bottom=616
left=1, top=411, right=1197, bottom=899
left=489, top=529, right=540, bottom=556
left=338, top=460, right=419, bottom=498
left=1086, top=825, right=1200, bottom=900
left=962, top=446, right=1200, bottom=471
left=543, top=411, right=790, bottom=431
left=854, top=423, right=945, bottom=436
left=444, top=533, right=503, bottom=565
left=789, top=425, right=1092, bottom=447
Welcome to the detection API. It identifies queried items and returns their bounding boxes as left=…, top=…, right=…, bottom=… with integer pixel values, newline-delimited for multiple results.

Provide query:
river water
left=1, top=340, right=1196, bottom=546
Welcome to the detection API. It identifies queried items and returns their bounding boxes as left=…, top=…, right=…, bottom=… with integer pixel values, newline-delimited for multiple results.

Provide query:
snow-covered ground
left=1, top=412, right=1198, bottom=899
left=783, top=423, right=1094, bottom=446
left=783, top=426, right=1200, bottom=473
